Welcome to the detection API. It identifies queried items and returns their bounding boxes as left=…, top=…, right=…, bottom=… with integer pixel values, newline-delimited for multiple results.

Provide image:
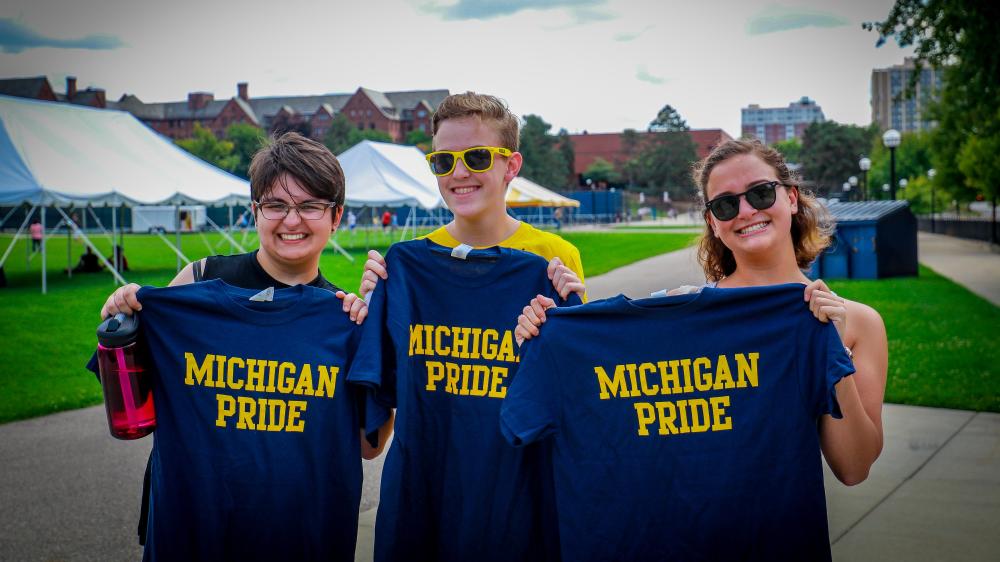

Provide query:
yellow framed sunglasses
left=426, top=146, right=512, bottom=176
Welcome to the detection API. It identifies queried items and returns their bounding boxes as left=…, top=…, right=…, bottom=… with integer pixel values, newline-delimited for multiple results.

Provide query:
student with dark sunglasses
left=517, top=138, right=886, bottom=488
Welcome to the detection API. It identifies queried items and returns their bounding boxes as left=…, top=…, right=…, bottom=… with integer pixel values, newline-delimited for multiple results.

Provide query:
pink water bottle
left=97, top=313, right=155, bottom=440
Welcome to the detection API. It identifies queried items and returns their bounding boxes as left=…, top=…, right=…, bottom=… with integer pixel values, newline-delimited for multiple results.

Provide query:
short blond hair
left=691, top=138, right=833, bottom=282
left=432, top=91, right=519, bottom=151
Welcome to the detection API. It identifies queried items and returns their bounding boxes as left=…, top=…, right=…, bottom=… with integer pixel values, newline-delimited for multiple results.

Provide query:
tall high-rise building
left=870, top=57, right=943, bottom=132
left=741, top=96, right=825, bottom=144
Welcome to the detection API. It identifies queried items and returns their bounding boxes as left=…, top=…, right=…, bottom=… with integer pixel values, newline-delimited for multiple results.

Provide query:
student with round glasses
left=517, top=138, right=887, bottom=487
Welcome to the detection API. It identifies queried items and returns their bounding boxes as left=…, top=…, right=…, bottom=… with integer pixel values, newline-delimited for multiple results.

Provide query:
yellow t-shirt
left=424, top=221, right=586, bottom=291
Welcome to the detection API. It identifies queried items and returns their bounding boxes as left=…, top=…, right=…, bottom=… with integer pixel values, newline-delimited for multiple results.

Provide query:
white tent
left=0, top=95, right=249, bottom=206
left=0, top=95, right=251, bottom=292
left=506, top=177, right=580, bottom=208
left=338, top=140, right=443, bottom=210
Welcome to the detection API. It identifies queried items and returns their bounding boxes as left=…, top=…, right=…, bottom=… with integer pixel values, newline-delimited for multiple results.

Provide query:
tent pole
left=0, top=205, right=36, bottom=270
left=154, top=230, right=192, bottom=266
left=119, top=205, right=125, bottom=274
left=52, top=206, right=127, bottom=285
left=204, top=215, right=246, bottom=254
left=175, top=205, right=181, bottom=273
left=111, top=202, right=118, bottom=273
left=67, top=206, right=73, bottom=279
left=0, top=205, right=18, bottom=229
left=87, top=206, right=114, bottom=243
left=228, top=204, right=235, bottom=254
left=40, top=203, right=47, bottom=294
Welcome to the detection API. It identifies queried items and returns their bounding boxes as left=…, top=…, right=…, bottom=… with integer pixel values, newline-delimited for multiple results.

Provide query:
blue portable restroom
left=811, top=201, right=917, bottom=279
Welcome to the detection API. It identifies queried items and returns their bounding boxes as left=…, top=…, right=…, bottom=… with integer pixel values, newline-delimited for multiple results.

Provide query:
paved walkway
left=1, top=233, right=997, bottom=561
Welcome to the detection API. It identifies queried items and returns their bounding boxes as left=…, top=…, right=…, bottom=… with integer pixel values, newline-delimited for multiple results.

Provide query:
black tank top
left=195, top=250, right=340, bottom=293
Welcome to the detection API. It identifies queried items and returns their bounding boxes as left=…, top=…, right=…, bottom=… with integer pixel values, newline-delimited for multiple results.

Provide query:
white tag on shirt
left=250, top=287, right=275, bottom=302
left=450, top=244, right=474, bottom=260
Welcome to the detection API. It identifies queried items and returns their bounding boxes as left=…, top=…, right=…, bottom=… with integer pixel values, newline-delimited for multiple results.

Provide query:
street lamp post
left=928, top=168, right=936, bottom=233
left=848, top=176, right=858, bottom=202
left=842, top=182, right=851, bottom=202
left=859, top=157, right=871, bottom=201
left=882, top=184, right=890, bottom=199
left=882, top=129, right=901, bottom=200
left=899, top=178, right=908, bottom=197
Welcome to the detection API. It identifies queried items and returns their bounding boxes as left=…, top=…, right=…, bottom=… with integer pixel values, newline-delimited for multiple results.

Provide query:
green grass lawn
left=0, top=229, right=696, bottom=423
left=828, top=265, right=999, bottom=413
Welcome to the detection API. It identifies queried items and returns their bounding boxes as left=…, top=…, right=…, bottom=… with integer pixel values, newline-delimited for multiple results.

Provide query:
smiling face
left=705, top=154, right=798, bottom=258
left=432, top=116, right=522, bottom=222
left=254, top=173, right=342, bottom=275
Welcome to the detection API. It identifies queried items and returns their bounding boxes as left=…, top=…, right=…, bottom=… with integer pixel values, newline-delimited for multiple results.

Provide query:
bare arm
left=806, top=280, right=887, bottom=485
left=360, top=411, right=395, bottom=460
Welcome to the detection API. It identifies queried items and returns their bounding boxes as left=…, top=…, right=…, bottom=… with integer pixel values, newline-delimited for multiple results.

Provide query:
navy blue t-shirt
left=133, top=280, right=365, bottom=562
left=500, top=284, right=854, bottom=562
left=348, top=239, right=580, bottom=562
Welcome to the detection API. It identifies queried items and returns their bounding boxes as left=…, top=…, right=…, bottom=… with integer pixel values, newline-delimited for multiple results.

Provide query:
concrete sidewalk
left=1, top=233, right=997, bottom=561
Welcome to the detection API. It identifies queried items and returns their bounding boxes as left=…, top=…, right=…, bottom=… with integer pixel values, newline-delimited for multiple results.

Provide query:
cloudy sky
left=0, top=0, right=914, bottom=137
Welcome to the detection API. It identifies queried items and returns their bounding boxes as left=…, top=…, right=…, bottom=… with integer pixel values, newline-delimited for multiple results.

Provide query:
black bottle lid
left=97, top=312, right=140, bottom=348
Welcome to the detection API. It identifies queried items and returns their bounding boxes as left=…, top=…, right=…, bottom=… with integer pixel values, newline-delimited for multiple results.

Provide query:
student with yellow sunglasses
left=359, top=91, right=585, bottom=301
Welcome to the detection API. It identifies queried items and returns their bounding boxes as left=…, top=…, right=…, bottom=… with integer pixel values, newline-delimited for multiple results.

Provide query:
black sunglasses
left=705, top=180, right=787, bottom=221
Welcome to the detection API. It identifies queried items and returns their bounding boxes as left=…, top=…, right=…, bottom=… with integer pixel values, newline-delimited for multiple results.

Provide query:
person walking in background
left=30, top=219, right=43, bottom=252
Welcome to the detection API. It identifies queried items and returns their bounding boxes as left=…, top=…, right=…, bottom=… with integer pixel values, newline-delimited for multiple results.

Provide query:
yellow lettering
left=434, top=325, right=451, bottom=356
left=497, top=331, right=517, bottom=362
left=488, top=366, right=508, bottom=398
left=277, top=362, right=296, bottom=394
left=267, top=399, right=287, bottom=432
left=713, top=355, right=736, bottom=390
left=710, top=396, right=733, bottom=431
left=226, top=357, right=245, bottom=390
left=481, top=329, right=499, bottom=360
left=316, top=365, right=338, bottom=398
left=676, top=399, right=690, bottom=433
left=409, top=324, right=425, bottom=356
left=426, top=361, right=444, bottom=391
left=236, top=396, right=257, bottom=430
left=185, top=352, right=216, bottom=387
left=444, top=362, right=460, bottom=394
left=688, top=398, right=711, bottom=433
left=452, top=327, right=471, bottom=359
left=245, top=359, right=266, bottom=392
left=736, top=353, right=759, bottom=388
left=292, top=368, right=315, bottom=396
left=215, top=394, right=235, bottom=427
left=286, top=400, right=306, bottom=432
left=595, top=364, right=629, bottom=399
left=656, top=401, right=678, bottom=435
left=634, top=403, right=655, bottom=436
left=469, top=365, right=489, bottom=396
left=638, top=362, right=659, bottom=396
left=693, top=357, right=713, bottom=392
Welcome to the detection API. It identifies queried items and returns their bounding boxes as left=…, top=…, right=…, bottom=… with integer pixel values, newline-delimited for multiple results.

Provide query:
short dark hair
left=248, top=132, right=346, bottom=206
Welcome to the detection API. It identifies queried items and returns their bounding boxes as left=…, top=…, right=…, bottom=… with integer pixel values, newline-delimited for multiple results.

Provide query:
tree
left=648, top=104, right=688, bottom=132
left=405, top=129, right=433, bottom=153
left=270, top=112, right=311, bottom=138
left=620, top=128, right=644, bottom=187
left=866, top=0, right=1000, bottom=206
left=583, top=158, right=620, bottom=185
left=800, top=121, right=877, bottom=195
left=322, top=114, right=358, bottom=155
left=518, top=114, right=571, bottom=188
left=225, top=123, right=265, bottom=179
left=771, top=138, right=802, bottom=164
left=176, top=123, right=239, bottom=174
left=556, top=128, right=576, bottom=187
left=866, top=131, right=934, bottom=199
left=349, top=128, right=393, bottom=145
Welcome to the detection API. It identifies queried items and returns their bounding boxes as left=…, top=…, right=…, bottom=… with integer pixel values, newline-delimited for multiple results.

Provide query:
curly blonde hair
left=691, top=138, right=833, bottom=282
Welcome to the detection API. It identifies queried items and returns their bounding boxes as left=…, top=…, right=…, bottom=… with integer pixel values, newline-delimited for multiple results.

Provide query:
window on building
left=369, top=123, right=375, bottom=129
left=417, top=110, right=427, bottom=118
left=419, top=123, right=426, bottom=132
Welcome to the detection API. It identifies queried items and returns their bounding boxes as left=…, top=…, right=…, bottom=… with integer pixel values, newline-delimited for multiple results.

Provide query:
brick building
left=741, top=97, right=825, bottom=144
left=115, top=83, right=449, bottom=143
left=0, top=76, right=107, bottom=108
left=568, top=129, right=734, bottom=177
